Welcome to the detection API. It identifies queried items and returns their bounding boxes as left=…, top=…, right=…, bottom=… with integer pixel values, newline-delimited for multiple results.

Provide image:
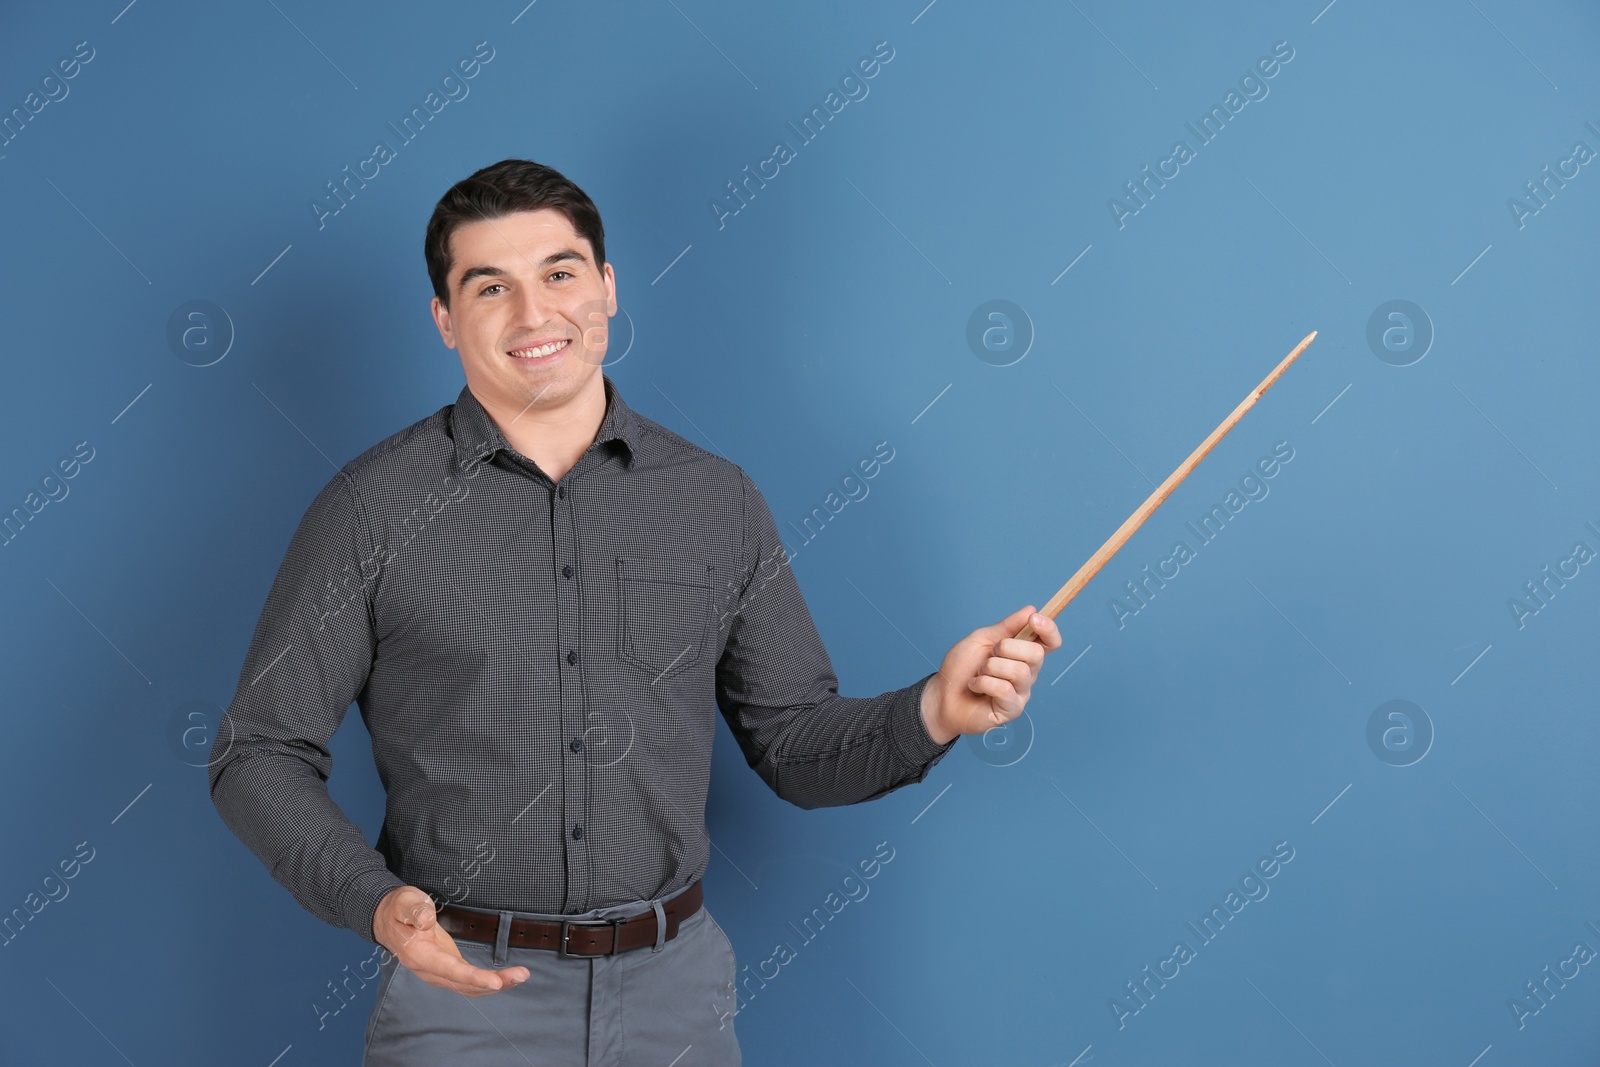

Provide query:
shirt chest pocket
left=615, top=556, right=715, bottom=680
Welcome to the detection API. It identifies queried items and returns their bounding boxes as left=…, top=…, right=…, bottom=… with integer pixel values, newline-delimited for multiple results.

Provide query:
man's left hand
left=920, top=605, right=1064, bottom=744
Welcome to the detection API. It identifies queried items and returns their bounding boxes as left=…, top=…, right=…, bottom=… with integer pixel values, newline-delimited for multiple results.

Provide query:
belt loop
left=493, top=910, right=513, bottom=966
left=651, top=899, right=667, bottom=953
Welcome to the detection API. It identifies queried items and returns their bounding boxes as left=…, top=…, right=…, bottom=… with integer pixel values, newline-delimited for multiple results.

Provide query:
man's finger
left=982, top=655, right=1033, bottom=693
left=994, top=636, right=1047, bottom=669
left=966, top=673, right=1022, bottom=713
left=412, top=947, right=526, bottom=993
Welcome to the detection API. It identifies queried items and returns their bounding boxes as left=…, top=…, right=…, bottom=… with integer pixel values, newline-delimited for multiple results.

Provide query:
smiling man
left=209, top=158, right=1062, bottom=1066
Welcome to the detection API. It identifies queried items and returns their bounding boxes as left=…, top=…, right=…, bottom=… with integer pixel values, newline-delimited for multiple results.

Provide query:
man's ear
left=602, top=262, right=618, bottom=317
left=430, top=295, right=458, bottom=349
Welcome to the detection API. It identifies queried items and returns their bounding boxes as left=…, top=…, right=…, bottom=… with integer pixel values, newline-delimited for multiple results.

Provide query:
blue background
left=2, top=0, right=1597, bottom=1063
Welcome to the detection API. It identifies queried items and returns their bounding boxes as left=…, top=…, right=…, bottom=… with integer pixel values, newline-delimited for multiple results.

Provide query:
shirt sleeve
left=208, top=469, right=405, bottom=945
left=714, top=467, right=957, bottom=810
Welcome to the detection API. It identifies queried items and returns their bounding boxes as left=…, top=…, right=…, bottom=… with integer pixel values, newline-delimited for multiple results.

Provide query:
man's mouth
left=507, top=338, right=570, bottom=361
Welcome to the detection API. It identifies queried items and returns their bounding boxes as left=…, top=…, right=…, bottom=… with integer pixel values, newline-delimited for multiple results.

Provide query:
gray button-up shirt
left=209, top=374, right=954, bottom=945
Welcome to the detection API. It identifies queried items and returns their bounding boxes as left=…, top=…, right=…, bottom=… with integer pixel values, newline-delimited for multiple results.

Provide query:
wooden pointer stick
left=1013, top=330, right=1318, bottom=644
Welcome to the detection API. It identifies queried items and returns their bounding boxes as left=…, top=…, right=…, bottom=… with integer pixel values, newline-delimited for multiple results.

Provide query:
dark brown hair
left=424, top=159, right=606, bottom=306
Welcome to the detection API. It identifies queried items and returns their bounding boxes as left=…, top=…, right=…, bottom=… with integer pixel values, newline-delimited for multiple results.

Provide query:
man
left=209, top=159, right=1063, bottom=1065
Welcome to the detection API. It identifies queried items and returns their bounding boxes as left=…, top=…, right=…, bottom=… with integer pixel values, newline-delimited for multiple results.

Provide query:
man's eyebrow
left=455, top=249, right=590, bottom=294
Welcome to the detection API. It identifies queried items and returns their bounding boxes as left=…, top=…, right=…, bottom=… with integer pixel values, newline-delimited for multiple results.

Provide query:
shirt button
left=571, top=825, right=584, bottom=840
left=570, top=738, right=584, bottom=753
left=567, top=649, right=578, bottom=665
left=562, top=564, right=573, bottom=578
left=557, top=485, right=567, bottom=499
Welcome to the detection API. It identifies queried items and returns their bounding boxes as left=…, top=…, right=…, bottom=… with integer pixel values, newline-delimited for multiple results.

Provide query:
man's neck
left=477, top=377, right=607, bottom=485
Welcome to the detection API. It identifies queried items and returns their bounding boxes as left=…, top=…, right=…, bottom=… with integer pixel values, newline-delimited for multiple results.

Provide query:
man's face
left=430, top=207, right=617, bottom=415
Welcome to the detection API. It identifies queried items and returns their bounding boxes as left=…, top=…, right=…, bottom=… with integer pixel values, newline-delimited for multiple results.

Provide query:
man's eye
left=549, top=271, right=573, bottom=282
left=479, top=283, right=505, bottom=296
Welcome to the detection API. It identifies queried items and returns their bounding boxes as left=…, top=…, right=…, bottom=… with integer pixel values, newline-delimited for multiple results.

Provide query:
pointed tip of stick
left=1257, top=330, right=1318, bottom=394
left=1284, top=329, right=1318, bottom=364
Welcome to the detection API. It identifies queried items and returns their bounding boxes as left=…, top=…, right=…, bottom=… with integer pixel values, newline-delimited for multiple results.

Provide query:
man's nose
left=511, top=284, right=557, bottom=331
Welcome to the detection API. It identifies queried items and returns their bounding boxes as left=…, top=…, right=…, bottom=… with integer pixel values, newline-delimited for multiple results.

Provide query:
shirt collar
left=451, top=373, right=641, bottom=474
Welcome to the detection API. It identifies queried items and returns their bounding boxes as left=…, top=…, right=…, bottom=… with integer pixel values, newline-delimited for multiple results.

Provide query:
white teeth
left=511, top=339, right=568, bottom=358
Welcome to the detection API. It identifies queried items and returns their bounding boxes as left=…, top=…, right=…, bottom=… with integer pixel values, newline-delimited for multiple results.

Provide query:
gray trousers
left=362, top=883, right=741, bottom=1066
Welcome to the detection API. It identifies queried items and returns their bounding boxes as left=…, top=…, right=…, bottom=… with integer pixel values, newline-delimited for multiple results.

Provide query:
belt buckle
left=558, top=916, right=624, bottom=958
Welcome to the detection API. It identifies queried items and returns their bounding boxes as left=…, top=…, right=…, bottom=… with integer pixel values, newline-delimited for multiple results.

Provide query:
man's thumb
left=403, top=889, right=437, bottom=929
left=987, top=604, right=1037, bottom=638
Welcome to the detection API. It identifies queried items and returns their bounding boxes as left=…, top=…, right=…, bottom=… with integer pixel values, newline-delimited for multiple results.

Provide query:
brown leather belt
left=435, top=879, right=703, bottom=958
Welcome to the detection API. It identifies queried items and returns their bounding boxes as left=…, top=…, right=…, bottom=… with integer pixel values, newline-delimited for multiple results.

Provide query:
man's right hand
left=373, top=886, right=529, bottom=997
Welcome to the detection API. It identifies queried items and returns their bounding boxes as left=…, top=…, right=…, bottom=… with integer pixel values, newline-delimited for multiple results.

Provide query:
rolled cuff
left=888, top=671, right=958, bottom=775
left=338, top=866, right=409, bottom=946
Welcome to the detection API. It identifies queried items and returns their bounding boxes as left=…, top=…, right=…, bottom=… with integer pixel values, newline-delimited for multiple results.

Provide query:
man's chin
left=504, top=362, right=600, bottom=406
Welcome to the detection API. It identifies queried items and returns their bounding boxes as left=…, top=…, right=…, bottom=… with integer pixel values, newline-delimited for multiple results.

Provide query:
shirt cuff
left=338, top=866, right=409, bottom=946
left=889, top=671, right=958, bottom=774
